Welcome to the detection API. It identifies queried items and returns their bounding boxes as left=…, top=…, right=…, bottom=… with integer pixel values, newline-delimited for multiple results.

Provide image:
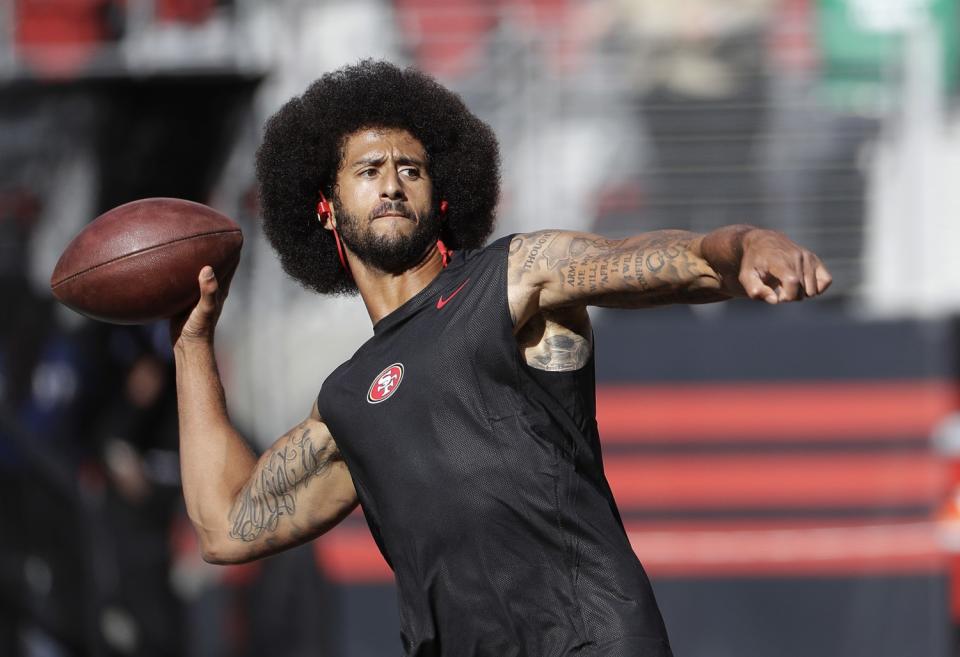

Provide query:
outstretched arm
left=173, top=267, right=357, bottom=564
left=507, top=225, right=831, bottom=328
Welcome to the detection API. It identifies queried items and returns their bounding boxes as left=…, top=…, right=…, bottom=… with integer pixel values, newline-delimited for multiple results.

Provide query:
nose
left=381, top=168, right=406, bottom=201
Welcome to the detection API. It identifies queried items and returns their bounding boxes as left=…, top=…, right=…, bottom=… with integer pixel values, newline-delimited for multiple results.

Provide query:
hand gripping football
left=50, top=198, right=243, bottom=324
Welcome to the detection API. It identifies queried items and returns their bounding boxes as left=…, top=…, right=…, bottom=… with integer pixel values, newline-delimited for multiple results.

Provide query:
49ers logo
left=367, top=363, right=404, bottom=404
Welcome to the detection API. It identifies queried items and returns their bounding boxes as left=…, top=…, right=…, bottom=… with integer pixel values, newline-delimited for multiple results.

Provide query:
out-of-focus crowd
left=0, top=181, right=337, bottom=654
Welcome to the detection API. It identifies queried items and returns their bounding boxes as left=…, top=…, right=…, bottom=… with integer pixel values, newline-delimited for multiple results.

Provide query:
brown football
left=50, top=198, right=243, bottom=324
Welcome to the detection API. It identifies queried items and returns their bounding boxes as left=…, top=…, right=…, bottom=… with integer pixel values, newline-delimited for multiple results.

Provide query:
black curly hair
left=256, top=60, right=502, bottom=295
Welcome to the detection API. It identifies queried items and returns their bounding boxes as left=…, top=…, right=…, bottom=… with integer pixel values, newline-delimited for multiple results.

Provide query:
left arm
left=507, top=225, right=831, bottom=329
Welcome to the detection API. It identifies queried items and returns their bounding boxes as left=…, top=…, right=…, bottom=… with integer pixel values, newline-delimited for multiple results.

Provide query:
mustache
left=370, top=201, right=415, bottom=220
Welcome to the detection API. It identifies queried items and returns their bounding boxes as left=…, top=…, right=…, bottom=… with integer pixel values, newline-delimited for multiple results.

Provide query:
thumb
left=197, top=266, right=219, bottom=310
left=171, top=266, right=224, bottom=345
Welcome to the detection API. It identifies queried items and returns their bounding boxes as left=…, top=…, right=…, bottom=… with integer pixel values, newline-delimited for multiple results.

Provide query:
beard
left=333, top=196, right=440, bottom=275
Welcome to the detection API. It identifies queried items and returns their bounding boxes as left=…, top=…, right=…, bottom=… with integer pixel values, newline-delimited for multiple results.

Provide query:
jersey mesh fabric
left=317, top=235, right=672, bottom=657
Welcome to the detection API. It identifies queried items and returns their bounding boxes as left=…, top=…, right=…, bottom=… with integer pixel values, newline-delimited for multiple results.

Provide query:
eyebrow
left=351, top=154, right=426, bottom=168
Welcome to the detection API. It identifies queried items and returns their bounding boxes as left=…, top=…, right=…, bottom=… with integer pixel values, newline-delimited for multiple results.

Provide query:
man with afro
left=172, top=60, right=832, bottom=656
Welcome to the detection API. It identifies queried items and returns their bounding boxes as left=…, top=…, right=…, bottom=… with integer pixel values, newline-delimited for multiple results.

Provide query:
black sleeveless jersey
left=317, top=236, right=672, bottom=657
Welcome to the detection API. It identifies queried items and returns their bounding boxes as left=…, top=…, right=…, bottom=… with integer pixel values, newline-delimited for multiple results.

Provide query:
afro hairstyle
left=256, top=59, right=501, bottom=295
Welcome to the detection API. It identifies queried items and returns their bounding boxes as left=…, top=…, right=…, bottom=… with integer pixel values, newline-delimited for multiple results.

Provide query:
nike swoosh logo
left=436, top=278, right=470, bottom=309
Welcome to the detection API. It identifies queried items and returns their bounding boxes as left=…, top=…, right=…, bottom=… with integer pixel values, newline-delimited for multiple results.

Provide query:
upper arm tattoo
left=510, top=230, right=727, bottom=311
left=516, top=308, right=593, bottom=372
left=533, top=334, right=591, bottom=371
left=228, top=421, right=342, bottom=543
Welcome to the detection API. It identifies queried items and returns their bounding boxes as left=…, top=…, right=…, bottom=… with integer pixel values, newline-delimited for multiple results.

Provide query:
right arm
left=174, top=266, right=358, bottom=564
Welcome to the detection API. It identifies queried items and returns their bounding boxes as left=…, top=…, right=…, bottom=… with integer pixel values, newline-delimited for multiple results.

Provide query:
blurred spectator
left=602, top=0, right=776, bottom=235
left=761, top=0, right=880, bottom=295
left=15, top=0, right=123, bottom=76
left=155, top=0, right=222, bottom=24
left=0, top=285, right=187, bottom=656
left=90, top=324, right=185, bottom=657
left=0, top=274, right=97, bottom=656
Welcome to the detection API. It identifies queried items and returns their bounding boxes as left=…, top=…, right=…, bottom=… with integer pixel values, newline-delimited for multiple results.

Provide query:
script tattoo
left=228, top=423, right=338, bottom=543
left=509, top=230, right=728, bottom=309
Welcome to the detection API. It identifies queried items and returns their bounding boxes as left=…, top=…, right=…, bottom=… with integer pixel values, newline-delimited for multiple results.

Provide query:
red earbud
left=316, top=193, right=349, bottom=274
left=440, top=199, right=448, bottom=215
left=317, top=195, right=332, bottom=220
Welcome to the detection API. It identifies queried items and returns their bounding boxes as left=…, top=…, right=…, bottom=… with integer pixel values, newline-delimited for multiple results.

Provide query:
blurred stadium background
left=2, top=0, right=960, bottom=655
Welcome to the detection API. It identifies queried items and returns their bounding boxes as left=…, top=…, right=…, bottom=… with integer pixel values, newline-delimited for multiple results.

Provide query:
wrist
left=701, top=225, right=754, bottom=267
left=173, top=334, right=216, bottom=359
left=700, top=224, right=757, bottom=296
left=737, top=226, right=766, bottom=250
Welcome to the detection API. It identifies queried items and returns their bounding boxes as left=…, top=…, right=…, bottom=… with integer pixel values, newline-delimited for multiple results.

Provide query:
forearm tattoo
left=510, top=230, right=727, bottom=308
left=228, top=423, right=339, bottom=543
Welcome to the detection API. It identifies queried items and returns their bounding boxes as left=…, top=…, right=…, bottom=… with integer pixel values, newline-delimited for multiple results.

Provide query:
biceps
left=508, top=230, right=621, bottom=322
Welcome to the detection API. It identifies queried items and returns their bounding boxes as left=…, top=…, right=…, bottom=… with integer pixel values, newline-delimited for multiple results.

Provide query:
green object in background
left=815, top=0, right=959, bottom=113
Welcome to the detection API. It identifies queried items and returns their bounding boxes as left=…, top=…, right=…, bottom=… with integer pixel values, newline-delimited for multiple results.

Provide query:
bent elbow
left=200, top=545, right=234, bottom=565
left=197, top=530, right=252, bottom=565
left=200, top=541, right=259, bottom=565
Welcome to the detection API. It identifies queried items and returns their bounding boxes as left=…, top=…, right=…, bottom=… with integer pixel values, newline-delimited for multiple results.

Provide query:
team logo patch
left=367, top=363, right=404, bottom=404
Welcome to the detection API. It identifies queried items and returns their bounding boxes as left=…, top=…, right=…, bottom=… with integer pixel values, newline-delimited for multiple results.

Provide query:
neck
left=348, top=244, right=446, bottom=325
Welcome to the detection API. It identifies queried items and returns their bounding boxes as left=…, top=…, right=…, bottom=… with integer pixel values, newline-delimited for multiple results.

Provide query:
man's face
left=330, top=127, right=437, bottom=274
